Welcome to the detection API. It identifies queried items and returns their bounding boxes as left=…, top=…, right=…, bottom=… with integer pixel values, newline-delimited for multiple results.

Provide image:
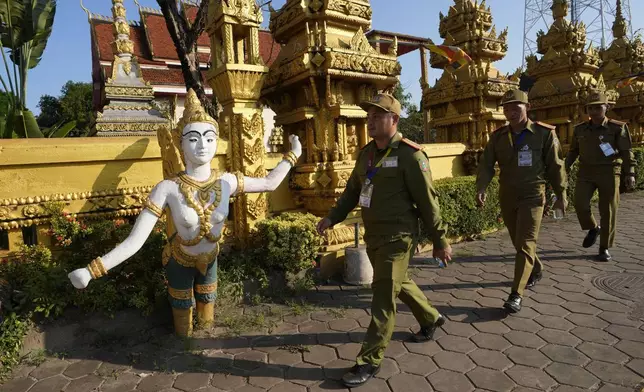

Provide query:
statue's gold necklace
left=176, top=170, right=222, bottom=246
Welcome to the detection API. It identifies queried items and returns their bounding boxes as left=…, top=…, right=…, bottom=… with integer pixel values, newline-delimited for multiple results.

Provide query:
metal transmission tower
left=571, top=0, right=633, bottom=49
left=522, top=0, right=553, bottom=69
left=523, top=0, right=633, bottom=68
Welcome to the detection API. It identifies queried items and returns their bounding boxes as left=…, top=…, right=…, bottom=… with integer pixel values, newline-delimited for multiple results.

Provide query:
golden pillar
left=206, top=0, right=269, bottom=243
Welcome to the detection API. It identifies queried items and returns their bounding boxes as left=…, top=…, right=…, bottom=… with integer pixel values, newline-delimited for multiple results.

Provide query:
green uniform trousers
left=574, top=172, right=620, bottom=249
left=500, top=194, right=544, bottom=297
left=356, top=235, right=441, bottom=366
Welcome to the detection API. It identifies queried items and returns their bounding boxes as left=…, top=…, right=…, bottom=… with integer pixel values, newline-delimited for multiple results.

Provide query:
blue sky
left=20, top=0, right=644, bottom=113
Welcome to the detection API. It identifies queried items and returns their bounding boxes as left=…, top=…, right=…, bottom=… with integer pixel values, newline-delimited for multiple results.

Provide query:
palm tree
left=0, top=0, right=57, bottom=138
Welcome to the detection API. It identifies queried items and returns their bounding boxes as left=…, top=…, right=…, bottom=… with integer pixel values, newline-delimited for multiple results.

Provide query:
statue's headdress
left=176, top=89, right=218, bottom=135
left=171, top=89, right=219, bottom=166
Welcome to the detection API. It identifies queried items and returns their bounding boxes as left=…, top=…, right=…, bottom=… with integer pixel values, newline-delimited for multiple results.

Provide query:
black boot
left=583, top=226, right=600, bottom=248
left=598, top=247, right=612, bottom=262
left=503, top=292, right=522, bottom=313
left=341, top=363, right=381, bottom=387
left=410, top=314, right=445, bottom=343
left=526, top=271, right=542, bottom=289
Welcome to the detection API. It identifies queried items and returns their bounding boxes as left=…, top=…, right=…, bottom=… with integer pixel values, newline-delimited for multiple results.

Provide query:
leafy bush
left=419, top=176, right=503, bottom=244
left=625, top=147, right=644, bottom=191
left=251, top=212, right=322, bottom=275
left=0, top=313, right=31, bottom=379
left=0, top=205, right=168, bottom=379
left=218, top=212, right=323, bottom=302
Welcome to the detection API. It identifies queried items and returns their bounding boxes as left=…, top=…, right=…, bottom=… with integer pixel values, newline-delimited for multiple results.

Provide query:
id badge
left=600, top=142, right=616, bottom=157
left=359, top=183, right=373, bottom=208
left=518, top=150, right=532, bottom=167
left=382, top=156, right=398, bottom=168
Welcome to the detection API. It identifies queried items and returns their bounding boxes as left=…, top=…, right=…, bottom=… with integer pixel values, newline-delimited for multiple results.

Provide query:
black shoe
left=583, top=226, right=600, bottom=248
left=503, top=293, right=522, bottom=313
left=410, top=314, right=446, bottom=343
left=526, top=271, right=542, bottom=289
left=341, top=363, right=381, bottom=387
left=598, top=248, right=612, bottom=262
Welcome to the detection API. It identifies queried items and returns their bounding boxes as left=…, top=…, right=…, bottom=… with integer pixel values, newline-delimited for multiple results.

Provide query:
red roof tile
left=259, top=30, right=280, bottom=67
left=91, top=6, right=281, bottom=89
left=93, top=20, right=165, bottom=65
left=103, top=65, right=208, bottom=87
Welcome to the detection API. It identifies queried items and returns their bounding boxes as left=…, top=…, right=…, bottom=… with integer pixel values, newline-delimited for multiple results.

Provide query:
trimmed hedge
left=419, top=176, right=504, bottom=245
left=251, top=212, right=322, bottom=275
left=623, top=147, right=644, bottom=191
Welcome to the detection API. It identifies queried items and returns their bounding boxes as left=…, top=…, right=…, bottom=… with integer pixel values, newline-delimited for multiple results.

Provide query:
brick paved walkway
left=3, top=192, right=644, bottom=392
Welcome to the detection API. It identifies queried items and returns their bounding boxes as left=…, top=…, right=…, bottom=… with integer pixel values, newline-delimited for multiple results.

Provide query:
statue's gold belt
left=162, top=236, right=220, bottom=276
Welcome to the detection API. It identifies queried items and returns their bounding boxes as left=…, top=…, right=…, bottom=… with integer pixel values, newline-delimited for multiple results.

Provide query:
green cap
left=359, top=93, right=402, bottom=116
left=500, top=89, right=529, bottom=105
left=586, top=91, right=610, bottom=105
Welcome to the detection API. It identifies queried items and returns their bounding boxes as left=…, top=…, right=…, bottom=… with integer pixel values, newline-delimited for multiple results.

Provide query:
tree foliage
left=36, top=81, right=92, bottom=136
left=35, top=94, right=60, bottom=128
left=393, top=84, right=425, bottom=143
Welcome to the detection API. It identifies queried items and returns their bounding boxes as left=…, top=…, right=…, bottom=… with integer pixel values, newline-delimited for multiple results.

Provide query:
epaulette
left=401, top=138, right=422, bottom=150
left=608, top=118, right=627, bottom=127
left=534, top=121, right=556, bottom=130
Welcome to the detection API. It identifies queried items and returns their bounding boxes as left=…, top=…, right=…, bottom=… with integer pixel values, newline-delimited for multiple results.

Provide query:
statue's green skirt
left=165, top=256, right=218, bottom=309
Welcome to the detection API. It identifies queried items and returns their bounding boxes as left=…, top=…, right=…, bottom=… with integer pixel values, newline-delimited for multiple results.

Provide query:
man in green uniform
left=316, top=93, right=453, bottom=388
left=476, top=89, right=567, bottom=313
left=565, top=91, right=636, bottom=262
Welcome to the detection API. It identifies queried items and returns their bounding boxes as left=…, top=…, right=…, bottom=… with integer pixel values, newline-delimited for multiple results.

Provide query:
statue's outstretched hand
left=289, top=134, right=302, bottom=158
left=68, top=268, right=92, bottom=289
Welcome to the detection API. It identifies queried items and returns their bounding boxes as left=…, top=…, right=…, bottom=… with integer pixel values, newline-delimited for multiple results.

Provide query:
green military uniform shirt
left=327, top=132, right=449, bottom=249
left=565, top=118, right=636, bottom=176
left=476, top=120, right=567, bottom=199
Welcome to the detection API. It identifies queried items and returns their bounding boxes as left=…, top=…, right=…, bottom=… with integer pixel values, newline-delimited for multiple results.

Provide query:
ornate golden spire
left=112, top=0, right=133, bottom=56
left=612, top=0, right=627, bottom=39
left=176, top=89, right=218, bottom=134
left=551, top=0, right=569, bottom=20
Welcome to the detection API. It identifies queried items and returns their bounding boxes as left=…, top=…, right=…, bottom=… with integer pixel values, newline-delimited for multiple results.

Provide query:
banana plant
left=0, top=0, right=57, bottom=138
left=41, top=119, right=75, bottom=138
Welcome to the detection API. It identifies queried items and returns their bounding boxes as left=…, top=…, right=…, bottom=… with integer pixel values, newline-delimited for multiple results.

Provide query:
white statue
left=68, top=89, right=302, bottom=336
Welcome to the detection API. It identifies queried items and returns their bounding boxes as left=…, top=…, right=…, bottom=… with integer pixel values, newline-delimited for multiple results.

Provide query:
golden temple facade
left=422, top=0, right=518, bottom=156
left=525, top=0, right=611, bottom=147
left=0, top=0, right=483, bottom=265
left=599, top=0, right=644, bottom=145
left=261, top=0, right=401, bottom=216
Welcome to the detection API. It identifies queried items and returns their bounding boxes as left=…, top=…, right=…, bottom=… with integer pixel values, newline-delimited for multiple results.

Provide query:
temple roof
left=365, top=30, right=432, bottom=57
left=88, top=2, right=414, bottom=109
left=88, top=2, right=281, bottom=106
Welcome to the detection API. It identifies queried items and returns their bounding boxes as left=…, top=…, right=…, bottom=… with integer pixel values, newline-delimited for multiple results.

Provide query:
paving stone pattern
left=2, top=193, right=644, bottom=392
